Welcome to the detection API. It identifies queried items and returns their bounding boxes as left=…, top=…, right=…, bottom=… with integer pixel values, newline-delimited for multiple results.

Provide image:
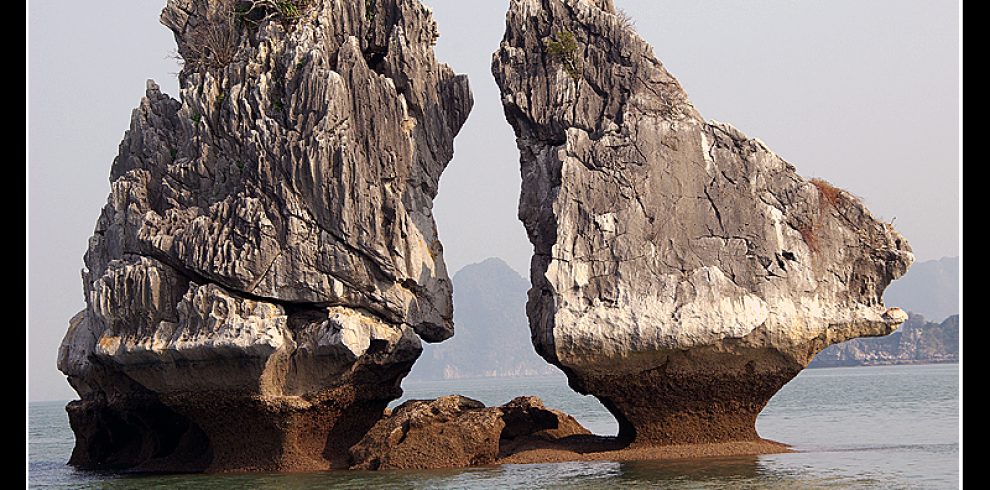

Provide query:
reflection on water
left=35, top=456, right=921, bottom=489
left=30, top=364, right=959, bottom=489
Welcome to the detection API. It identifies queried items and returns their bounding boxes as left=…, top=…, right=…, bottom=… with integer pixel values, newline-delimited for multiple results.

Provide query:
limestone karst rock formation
left=493, top=0, right=914, bottom=445
left=57, top=0, right=471, bottom=471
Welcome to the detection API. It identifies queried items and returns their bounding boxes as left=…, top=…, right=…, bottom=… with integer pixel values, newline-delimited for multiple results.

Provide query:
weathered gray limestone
left=493, top=0, right=913, bottom=444
left=58, top=0, right=471, bottom=471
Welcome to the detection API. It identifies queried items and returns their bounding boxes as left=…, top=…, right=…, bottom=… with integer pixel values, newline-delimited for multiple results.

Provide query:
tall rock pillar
left=493, top=0, right=912, bottom=444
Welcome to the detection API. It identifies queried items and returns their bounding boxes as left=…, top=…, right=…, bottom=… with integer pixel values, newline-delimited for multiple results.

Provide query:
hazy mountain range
left=408, top=256, right=959, bottom=381
left=883, top=256, right=959, bottom=323
left=408, top=258, right=559, bottom=381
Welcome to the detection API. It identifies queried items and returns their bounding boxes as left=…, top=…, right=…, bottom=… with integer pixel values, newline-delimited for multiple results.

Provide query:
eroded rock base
left=66, top=397, right=212, bottom=472
left=67, top=392, right=796, bottom=473
left=347, top=394, right=792, bottom=470
left=568, top=349, right=803, bottom=445
left=66, top=387, right=396, bottom=472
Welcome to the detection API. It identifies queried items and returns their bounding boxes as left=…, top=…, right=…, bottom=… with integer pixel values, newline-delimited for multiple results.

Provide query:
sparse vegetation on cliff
left=365, top=0, right=376, bottom=23
left=236, top=0, right=310, bottom=24
left=184, top=0, right=312, bottom=71
left=810, top=178, right=844, bottom=208
left=616, top=8, right=635, bottom=30
left=545, top=31, right=581, bottom=81
left=185, top=9, right=241, bottom=70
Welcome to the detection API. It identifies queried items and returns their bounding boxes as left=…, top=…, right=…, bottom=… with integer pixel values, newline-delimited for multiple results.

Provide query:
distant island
left=809, top=314, right=958, bottom=368
left=883, top=256, right=959, bottom=323
left=408, top=258, right=559, bottom=381
left=410, top=256, right=959, bottom=381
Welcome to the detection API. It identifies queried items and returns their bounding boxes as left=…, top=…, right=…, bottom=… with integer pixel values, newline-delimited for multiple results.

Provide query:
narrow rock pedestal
left=492, top=0, right=913, bottom=445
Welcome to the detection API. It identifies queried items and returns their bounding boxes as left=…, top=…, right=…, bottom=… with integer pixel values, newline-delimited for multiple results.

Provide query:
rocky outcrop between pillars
left=349, top=395, right=591, bottom=470
left=492, top=0, right=913, bottom=445
left=57, top=0, right=472, bottom=472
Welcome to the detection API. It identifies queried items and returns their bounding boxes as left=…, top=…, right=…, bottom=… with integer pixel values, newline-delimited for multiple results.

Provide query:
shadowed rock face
left=492, top=0, right=913, bottom=445
left=57, top=0, right=471, bottom=472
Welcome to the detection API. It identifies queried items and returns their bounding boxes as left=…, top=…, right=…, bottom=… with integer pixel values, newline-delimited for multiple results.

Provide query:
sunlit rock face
left=57, top=0, right=472, bottom=471
left=493, top=0, right=912, bottom=444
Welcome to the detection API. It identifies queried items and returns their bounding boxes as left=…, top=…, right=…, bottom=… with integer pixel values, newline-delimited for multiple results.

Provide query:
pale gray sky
left=28, top=0, right=959, bottom=401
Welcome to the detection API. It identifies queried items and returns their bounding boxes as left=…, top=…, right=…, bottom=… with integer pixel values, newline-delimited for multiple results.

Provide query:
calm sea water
left=29, top=364, right=959, bottom=488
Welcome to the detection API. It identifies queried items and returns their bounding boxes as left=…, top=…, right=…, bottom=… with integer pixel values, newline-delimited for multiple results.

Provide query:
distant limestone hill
left=809, top=314, right=959, bottom=368
left=407, top=258, right=559, bottom=381
left=884, top=256, right=959, bottom=323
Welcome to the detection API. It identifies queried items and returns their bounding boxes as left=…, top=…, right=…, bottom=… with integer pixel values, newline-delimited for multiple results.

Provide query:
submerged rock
left=492, top=0, right=913, bottom=444
left=57, top=0, right=471, bottom=472
left=349, top=395, right=590, bottom=470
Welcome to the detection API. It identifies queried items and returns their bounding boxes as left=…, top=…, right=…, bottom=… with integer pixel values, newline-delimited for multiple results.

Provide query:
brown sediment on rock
left=157, top=387, right=395, bottom=472
left=496, top=438, right=793, bottom=465
left=66, top=386, right=792, bottom=472
left=65, top=396, right=213, bottom=472
left=349, top=395, right=791, bottom=470
left=64, top=362, right=415, bottom=472
left=575, top=348, right=803, bottom=444
left=493, top=0, right=913, bottom=447
left=349, top=395, right=591, bottom=470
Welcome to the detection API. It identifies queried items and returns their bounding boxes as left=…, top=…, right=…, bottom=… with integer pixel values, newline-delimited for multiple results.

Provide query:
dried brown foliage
left=237, top=0, right=311, bottom=24
left=183, top=0, right=311, bottom=71
left=185, top=12, right=241, bottom=71
left=810, top=178, right=843, bottom=208
left=616, top=8, right=636, bottom=30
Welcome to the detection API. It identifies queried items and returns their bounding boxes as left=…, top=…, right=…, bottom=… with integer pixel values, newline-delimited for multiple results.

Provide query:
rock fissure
left=58, top=0, right=472, bottom=472
left=493, top=0, right=912, bottom=446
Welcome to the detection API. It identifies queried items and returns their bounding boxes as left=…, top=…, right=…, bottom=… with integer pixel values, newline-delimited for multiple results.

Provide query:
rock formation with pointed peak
left=492, top=0, right=913, bottom=445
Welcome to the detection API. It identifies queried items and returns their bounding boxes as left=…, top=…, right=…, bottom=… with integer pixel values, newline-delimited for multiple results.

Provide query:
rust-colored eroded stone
left=349, top=396, right=591, bottom=470
left=66, top=397, right=212, bottom=471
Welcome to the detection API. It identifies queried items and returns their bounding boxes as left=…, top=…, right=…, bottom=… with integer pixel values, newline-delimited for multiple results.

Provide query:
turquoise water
left=29, top=364, right=959, bottom=488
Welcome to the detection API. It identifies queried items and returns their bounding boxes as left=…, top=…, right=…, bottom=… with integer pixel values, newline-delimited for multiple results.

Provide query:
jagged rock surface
left=493, top=0, right=913, bottom=445
left=349, top=395, right=590, bottom=470
left=57, top=0, right=471, bottom=472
